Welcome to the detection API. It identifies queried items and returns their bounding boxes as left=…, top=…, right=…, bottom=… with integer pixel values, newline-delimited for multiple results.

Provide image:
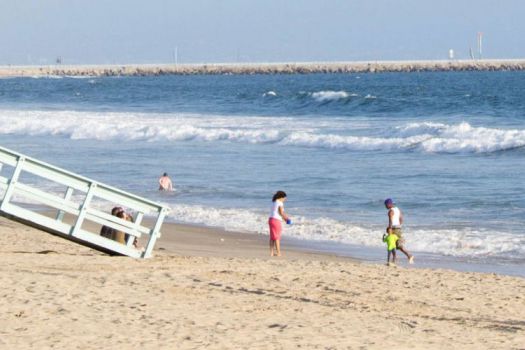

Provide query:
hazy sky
left=0, top=0, right=524, bottom=64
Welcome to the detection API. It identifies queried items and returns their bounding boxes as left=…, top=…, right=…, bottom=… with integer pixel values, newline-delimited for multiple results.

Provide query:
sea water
left=0, top=72, right=524, bottom=275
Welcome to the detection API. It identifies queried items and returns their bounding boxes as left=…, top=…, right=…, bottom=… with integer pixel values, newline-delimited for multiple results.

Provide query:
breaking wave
left=1, top=110, right=524, bottom=154
left=310, top=90, right=353, bottom=102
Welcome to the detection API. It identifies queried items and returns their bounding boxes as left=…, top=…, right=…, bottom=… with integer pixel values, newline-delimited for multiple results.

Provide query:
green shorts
left=392, top=227, right=405, bottom=249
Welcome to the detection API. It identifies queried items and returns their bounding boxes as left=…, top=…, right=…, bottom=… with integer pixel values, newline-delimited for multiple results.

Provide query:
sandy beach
left=0, top=216, right=523, bottom=349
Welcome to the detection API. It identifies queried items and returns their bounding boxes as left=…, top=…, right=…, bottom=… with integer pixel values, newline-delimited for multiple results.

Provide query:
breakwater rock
left=1, top=59, right=525, bottom=77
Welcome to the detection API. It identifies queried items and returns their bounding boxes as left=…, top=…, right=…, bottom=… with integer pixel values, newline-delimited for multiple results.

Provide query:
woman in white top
left=268, top=191, right=290, bottom=256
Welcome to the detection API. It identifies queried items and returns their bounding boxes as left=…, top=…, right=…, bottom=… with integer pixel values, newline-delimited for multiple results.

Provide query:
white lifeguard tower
left=0, top=146, right=169, bottom=258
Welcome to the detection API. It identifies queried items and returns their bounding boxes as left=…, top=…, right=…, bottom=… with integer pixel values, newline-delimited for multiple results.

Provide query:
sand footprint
left=397, top=321, right=417, bottom=333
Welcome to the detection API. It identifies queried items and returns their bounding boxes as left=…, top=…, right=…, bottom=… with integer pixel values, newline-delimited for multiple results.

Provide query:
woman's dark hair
left=111, top=207, right=122, bottom=215
left=163, top=172, right=168, bottom=177
left=272, top=191, right=287, bottom=202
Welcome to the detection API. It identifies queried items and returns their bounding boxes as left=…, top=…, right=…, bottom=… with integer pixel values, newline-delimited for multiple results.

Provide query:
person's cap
left=384, top=198, right=394, bottom=205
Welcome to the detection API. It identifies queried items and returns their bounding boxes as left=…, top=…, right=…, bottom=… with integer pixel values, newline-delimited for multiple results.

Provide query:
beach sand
left=0, top=216, right=523, bottom=349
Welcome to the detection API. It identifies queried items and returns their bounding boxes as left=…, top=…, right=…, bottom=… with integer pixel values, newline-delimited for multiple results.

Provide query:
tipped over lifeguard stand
left=0, top=146, right=169, bottom=258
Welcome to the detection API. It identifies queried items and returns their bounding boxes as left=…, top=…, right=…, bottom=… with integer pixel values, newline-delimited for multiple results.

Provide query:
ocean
left=1, top=71, right=524, bottom=275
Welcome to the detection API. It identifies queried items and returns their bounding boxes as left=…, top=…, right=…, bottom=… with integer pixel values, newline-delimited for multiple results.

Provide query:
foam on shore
left=1, top=59, right=525, bottom=77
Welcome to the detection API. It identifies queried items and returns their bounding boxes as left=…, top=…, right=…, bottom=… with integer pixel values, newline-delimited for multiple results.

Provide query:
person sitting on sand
left=158, top=172, right=173, bottom=191
left=384, top=198, right=414, bottom=264
left=110, top=208, right=140, bottom=248
left=268, top=191, right=291, bottom=257
left=112, top=209, right=127, bottom=244
left=383, top=227, right=398, bottom=266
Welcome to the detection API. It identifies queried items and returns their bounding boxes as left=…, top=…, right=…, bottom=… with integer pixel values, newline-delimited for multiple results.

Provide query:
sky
left=0, top=0, right=524, bottom=65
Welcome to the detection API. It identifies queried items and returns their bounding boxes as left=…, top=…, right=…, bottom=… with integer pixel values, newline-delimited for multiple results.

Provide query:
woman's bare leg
left=275, top=240, right=281, bottom=256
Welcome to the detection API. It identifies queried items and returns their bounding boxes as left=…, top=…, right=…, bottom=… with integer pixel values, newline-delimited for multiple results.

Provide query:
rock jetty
left=1, top=59, right=525, bottom=77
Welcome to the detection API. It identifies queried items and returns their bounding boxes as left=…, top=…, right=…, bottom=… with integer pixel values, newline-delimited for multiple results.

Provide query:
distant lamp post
left=477, top=32, right=483, bottom=59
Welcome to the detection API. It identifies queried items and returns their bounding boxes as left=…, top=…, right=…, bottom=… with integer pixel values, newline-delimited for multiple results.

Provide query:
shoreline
left=158, top=220, right=525, bottom=278
left=1, top=59, right=525, bottom=77
left=0, top=216, right=524, bottom=349
left=12, top=209, right=525, bottom=277
left=156, top=221, right=356, bottom=263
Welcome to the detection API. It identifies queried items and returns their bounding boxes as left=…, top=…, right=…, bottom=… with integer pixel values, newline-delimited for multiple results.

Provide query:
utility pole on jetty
left=173, top=46, right=179, bottom=68
left=477, top=32, right=483, bottom=59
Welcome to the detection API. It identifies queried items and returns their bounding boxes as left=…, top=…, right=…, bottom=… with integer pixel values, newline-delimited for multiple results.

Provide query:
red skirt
left=268, top=218, right=282, bottom=241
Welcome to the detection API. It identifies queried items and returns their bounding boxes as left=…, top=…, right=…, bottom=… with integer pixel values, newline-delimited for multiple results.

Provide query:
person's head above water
left=272, top=191, right=287, bottom=202
left=384, top=198, right=394, bottom=209
left=163, top=172, right=168, bottom=177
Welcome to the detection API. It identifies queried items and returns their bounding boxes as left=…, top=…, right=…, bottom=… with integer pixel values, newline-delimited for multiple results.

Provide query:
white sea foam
left=165, top=203, right=525, bottom=259
left=310, top=90, right=350, bottom=102
left=65, top=75, right=97, bottom=79
left=397, top=122, right=525, bottom=153
left=280, top=132, right=432, bottom=151
left=32, top=75, right=64, bottom=79
left=1, top=109, right=524, bottom=154
left=263, top=90, right=277, bottom=97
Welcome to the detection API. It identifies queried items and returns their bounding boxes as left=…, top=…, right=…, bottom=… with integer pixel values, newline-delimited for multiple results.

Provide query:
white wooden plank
left=143, top=208, right=167, bottom=258
left=56, top=187, right=74, bottom=221
left=71, top=183, right=96, bottom=237
left=127, top=212, right=145, bottom=247
left=1, top=146, right=94, bottom=187
left=14, top=183, right=81, bottom=215
left=23, top=160, right=91, bottom=192
left=0, top=157, right=25, bottom=212
left=91, top=186, right=159, bottom=214
left=2, top=146, right=164, bottom=210
left=1, top=202, right=72, bottom=234
left=0, top=150, right=18, bottom=167
left=85, top=208, right=151, bottom=235
left=83, top=212, right=144, bottom=238
left=74, top=229, right=142, bottom=258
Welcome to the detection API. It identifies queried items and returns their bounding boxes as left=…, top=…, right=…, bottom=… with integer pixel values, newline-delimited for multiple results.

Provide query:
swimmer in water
left=158, top=172, right=173, bottom=191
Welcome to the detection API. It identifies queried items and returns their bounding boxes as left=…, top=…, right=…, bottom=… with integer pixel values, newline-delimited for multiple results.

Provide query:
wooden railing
left=0, top=145, right=169, bottom=258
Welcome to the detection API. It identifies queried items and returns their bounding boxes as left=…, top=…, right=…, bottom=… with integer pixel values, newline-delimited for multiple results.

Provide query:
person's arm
left=278, top=205, right=289, bottom=222
left=388, top=209, right=393, bottom=229
left=168, top=179, right=173, bottom=191
left=399, top=209, right=403, bottom=226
